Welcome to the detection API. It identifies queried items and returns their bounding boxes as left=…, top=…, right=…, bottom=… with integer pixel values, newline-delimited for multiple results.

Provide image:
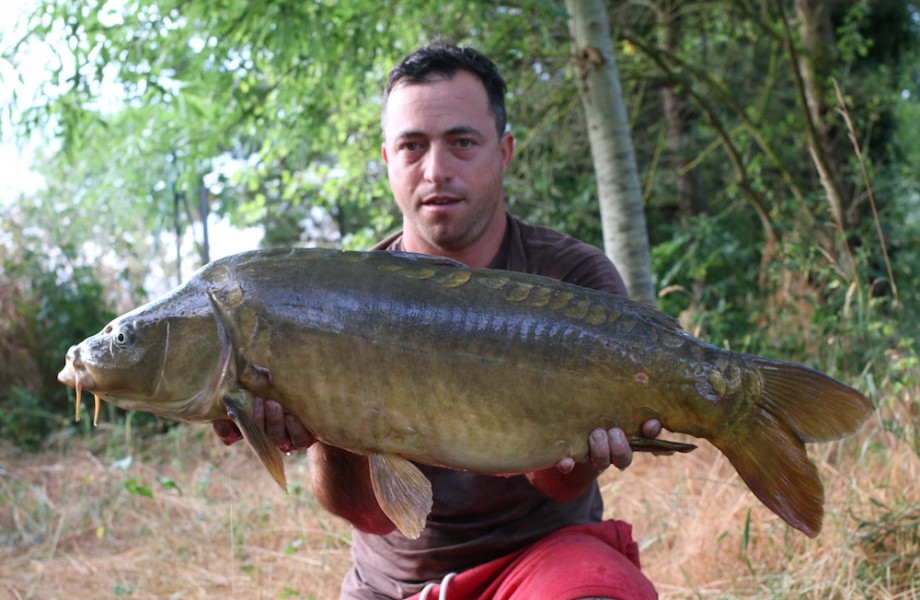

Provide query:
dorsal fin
left=387, top=251, right=466, bottom=268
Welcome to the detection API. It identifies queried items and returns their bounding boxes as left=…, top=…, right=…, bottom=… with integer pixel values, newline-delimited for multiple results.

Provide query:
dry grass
left=1, top=396, right=917, bottom=600
left=0, top=427, right=353, bottom=599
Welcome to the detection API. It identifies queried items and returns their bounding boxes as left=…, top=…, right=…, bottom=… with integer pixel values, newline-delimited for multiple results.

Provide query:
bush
left=0, top=246, right=116, bottom=450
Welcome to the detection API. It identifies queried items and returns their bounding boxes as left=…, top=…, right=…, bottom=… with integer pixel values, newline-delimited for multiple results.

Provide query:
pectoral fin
left=368, top=454, right=432, bottom=539
left=629, top=436, right=697, bottom=455
left=207, top=286, right=287, bottom=493
left=223, top=393, right=288, bottom=493
left=239, top=361, right=275, bottom=397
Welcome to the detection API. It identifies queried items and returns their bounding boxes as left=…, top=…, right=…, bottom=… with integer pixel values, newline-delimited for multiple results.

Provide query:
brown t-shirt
left=339, top=213, right=628, bottom=599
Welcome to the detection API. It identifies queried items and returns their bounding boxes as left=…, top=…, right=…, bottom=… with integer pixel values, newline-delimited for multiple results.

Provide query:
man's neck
left=430, top=244, right=499, bottom=269
left=402, top=213, right=508, bottom=269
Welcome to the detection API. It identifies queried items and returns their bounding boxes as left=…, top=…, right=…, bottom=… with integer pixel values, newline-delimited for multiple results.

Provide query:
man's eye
left=401, top=141, right=422, bottom=152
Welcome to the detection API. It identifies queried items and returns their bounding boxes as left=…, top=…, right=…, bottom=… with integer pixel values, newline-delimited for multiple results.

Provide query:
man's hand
left=529, top=419, right=663, bottom=500
left=553, top=420, right=663, bottom=475
left=211, top=397, right=316, bottom=453
left=593, top=419, right=663, bottom=471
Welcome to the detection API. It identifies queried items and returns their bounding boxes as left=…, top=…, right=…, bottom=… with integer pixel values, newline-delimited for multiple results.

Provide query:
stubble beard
left=417, top=196, right=502, bottom=252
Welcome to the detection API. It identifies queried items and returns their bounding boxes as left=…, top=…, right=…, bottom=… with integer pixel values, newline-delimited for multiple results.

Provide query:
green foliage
left=0, top=386, right=68, bottom=449
left=652, top=207, right=763, bottom=348
left=0, top=226, right=118, bottom=449
left=2, top=0, right=918, bottom=456
left=24, top=259, right=114, bottom=383
left=123, top=478, right=154, bottom=499
left=0, top=194, right=162, bottom=449
left=2, top=0, right=601, bottom=253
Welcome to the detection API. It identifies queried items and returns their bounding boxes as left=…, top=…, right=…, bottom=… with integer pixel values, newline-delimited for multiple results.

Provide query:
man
left=215, top=44, right=660, bottom=599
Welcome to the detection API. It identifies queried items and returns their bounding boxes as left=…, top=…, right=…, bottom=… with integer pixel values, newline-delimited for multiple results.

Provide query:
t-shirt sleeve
left=505, top=216, right=629, bottom=297
left=557, top=246, right=629, bottom=296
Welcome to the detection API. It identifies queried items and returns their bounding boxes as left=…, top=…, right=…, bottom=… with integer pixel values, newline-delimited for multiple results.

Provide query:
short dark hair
left=382, top=44, right=508, bottom=138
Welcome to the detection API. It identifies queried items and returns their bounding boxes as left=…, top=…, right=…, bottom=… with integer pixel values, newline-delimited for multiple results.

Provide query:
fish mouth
left=58, top=346, right=102, bottom=425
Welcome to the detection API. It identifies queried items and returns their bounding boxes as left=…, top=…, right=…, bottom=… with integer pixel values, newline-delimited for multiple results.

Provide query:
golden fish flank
left=58, top=248, right=874, bottom=540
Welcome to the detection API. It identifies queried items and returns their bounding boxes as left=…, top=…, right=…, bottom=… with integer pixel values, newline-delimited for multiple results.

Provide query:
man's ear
left=500, top=131, right=514, bottom=171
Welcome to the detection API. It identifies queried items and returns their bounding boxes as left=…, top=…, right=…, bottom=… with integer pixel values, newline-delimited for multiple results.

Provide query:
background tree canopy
left=1, top=0, right=918, bottom=444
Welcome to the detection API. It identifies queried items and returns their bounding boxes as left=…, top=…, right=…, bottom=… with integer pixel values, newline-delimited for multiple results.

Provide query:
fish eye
left=112, top=323, right=136, bottom=347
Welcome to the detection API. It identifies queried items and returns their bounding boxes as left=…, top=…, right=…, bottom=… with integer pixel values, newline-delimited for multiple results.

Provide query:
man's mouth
left=421, top=195, right=462, bottom=207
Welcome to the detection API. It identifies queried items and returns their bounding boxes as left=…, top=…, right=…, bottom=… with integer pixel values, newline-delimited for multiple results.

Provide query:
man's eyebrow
left=445, top=125, right=485, bottom=138
left=392, top=125, right=485, bottom=140
left=393, top=129, right=426, bottom=140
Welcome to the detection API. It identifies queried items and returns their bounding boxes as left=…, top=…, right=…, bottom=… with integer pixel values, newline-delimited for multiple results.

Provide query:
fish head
left=58, top=294, right=225, bottom=423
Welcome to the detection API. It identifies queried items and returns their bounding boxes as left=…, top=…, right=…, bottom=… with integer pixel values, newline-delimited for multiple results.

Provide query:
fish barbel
left=57, top=248, right=873, bottom=539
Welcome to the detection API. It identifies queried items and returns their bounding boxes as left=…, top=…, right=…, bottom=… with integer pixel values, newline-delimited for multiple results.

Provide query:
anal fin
left=368, top=454, right=433, bottom=539
left=629, top=436, right=697, bottom=455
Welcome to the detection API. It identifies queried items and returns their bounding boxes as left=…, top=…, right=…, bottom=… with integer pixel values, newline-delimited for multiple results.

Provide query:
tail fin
left=716, top=408, right=824, bottom=536
left=715, top=358, right=874, bottom=537
left=753, top=357, right=874, bottom=442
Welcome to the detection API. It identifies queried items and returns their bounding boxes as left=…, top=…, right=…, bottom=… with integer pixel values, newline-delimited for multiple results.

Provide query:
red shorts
left=407, top=520, right=657, bottom=600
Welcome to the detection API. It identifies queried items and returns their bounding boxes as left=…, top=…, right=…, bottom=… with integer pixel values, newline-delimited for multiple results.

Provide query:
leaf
left=124, top=478, right=154, bottom=498
left=157, top=476, right=182, bottom=495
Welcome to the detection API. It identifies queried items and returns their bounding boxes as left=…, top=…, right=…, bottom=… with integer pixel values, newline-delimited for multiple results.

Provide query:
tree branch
left=773, top=0, right=846, bottom=231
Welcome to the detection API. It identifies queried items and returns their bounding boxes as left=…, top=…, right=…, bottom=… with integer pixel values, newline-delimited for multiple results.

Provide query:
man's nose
left=423, top=144, right=453, bottom=184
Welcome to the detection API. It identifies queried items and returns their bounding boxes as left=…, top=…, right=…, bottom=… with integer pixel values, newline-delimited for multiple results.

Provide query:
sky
left=0, top=0, right=45, bottom=208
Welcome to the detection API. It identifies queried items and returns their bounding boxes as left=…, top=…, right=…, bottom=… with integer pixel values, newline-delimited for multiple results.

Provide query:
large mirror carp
left=58, top=248, right=873, bottom=539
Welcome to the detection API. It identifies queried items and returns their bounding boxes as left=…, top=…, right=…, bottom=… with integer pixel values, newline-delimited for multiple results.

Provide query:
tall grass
left=1, top=379, right=917, bottom=599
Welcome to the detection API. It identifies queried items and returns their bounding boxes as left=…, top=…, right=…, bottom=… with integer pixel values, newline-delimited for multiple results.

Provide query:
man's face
left=381, top=71, right=514, bottom=254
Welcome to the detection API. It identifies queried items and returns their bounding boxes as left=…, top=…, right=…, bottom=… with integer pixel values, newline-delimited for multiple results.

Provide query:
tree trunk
left=657, top=1, right=705, bottom=219
left=782, top=0, right=848, bottom=230
left=565, top=0, right=655, bottom=304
